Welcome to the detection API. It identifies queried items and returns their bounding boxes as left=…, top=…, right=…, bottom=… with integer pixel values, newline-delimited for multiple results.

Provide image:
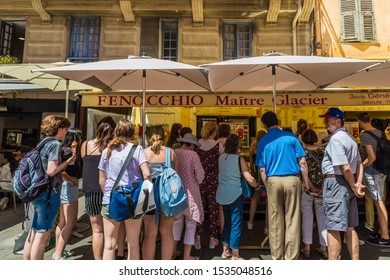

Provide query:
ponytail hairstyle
left=106, top=119, right=135, bottom=159
left=200, top=121, right=218, bottom=140
left=149, top=125, right=165, bottom=154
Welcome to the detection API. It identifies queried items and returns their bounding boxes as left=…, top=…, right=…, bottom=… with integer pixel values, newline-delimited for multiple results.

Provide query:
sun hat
left=319, top=107, right=345, bottom=120
left=177, top=133, right=201, bottom=148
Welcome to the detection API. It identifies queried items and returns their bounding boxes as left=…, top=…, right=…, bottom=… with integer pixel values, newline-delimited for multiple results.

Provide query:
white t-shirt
left=322, top=128, right=361, bottom=175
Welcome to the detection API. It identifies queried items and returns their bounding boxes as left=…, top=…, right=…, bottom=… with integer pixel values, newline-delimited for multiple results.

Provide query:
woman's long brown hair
left=106, top=119, right=135, bottom=159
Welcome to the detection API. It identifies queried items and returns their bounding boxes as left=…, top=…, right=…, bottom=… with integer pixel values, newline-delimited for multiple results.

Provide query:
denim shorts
left=363, top=171, right=387, bottom=201
left=31, top=191, right=60, bottom=232
left=60, top=181, right=79, bottom=203
left=323, top=176, right=358, bottom=232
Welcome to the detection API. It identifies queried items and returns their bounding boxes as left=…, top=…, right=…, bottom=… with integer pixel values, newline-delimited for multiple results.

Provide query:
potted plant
left=0, top=55, right=19, bottom=64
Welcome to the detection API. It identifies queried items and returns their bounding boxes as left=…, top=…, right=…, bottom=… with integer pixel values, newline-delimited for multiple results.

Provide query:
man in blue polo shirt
left=256, top=111, right=309, bottom=260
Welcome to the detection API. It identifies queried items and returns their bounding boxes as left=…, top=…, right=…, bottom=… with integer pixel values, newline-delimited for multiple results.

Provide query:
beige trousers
left=267, top=176, right=302, bottom=260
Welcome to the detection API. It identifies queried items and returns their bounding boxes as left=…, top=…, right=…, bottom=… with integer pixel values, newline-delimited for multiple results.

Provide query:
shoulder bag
left=239, top=156, right=253, bottom=198
left=109, top=145, right=156, bottom=221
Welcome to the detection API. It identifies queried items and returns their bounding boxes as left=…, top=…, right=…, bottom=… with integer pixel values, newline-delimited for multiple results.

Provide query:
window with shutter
left=140, top=18, right=178, bottom=61
left=340, top=0, right=376, bottom=42
left=360, top=0, right=375, bottom=41
left=69, top=17, right=101, bottom=63
left=222, top=23, right=252, bottom=61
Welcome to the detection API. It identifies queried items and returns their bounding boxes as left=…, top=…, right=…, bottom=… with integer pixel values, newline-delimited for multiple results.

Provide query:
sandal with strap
left=300, top=248, right=311, bottom=258
left=317, top=248, right=328, bottom=259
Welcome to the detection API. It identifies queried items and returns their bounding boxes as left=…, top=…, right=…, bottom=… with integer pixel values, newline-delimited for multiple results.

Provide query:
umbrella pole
left=272, top=65, right=277, bottom=113
left=65, top=79, right=69, bottom=118
left=142, top=70, right=146, bottom=147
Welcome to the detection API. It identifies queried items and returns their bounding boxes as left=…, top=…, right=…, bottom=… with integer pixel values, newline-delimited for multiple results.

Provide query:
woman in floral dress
left=195, top=122, right=224, bottom=250
left=172, top=133, right=205, bottom=260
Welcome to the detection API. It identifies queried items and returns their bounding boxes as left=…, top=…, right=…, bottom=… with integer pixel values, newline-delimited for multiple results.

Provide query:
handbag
left=108, top=145, right=156, bottom=221
left=239, top=156, right=253, bottom=198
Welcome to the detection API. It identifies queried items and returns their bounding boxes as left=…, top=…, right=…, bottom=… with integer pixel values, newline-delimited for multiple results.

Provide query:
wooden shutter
left=141, top=18, right=159, bottom=58
left=340, top=0, right=359, bottom=41
left=360, top=0, right=375, bottom=41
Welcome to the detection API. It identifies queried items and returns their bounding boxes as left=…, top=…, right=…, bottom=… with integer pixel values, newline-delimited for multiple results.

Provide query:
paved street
left=1, top=194, right=390, bottom=260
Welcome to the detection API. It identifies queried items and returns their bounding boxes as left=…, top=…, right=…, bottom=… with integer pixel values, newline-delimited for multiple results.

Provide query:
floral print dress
left=196, top=143, right=220, bottom=237
left=174, top=149, right=205, bottom=223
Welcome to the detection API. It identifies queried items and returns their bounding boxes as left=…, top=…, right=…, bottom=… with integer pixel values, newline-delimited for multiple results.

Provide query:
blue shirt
left=216, top=153, right=242, bottom=205
left=255, top=127, right=306, bottom=176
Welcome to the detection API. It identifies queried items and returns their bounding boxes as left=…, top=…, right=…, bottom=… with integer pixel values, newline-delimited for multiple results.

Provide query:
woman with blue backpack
left=142, top=125, right=179, bottom=260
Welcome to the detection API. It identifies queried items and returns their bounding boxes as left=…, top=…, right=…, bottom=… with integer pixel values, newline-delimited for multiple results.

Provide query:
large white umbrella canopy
left=34, top=56, right=211, bottom=145
left=202, top=53, right=379, bottom=112
left=330, top=60, right=390, bottom=89
left=0, top=62, right=95, bottom=117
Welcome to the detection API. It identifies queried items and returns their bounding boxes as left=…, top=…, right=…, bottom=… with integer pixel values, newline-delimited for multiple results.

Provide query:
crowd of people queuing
left=7, top=106, right=390, bottom=260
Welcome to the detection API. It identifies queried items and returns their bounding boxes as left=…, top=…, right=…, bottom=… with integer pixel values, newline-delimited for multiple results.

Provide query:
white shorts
left=363, top=171, right=387, bottom=201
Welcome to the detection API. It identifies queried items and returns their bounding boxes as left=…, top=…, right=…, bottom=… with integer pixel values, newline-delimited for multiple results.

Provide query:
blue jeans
left=31, top=190, right=60, bottom=232
left=221, top=195, right=243, bottom=249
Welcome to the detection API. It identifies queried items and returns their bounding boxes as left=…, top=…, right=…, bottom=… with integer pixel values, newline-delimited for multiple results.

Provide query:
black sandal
left=300, top=248, right=311, bottom=258
left=317, top=248, right=328, bottom=259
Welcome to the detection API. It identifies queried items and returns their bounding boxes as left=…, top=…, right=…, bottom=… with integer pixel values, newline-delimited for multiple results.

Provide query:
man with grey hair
left=320, top=108, right=365, bottom=260
left=357, top=112, right=390, bottom=247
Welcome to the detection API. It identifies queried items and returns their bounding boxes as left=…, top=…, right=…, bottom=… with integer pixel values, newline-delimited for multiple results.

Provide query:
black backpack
left=364, top=130, right=390, bottom=175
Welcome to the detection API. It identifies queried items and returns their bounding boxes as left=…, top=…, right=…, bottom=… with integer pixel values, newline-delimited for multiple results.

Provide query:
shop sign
left=81, top=92, right=390, bottom=107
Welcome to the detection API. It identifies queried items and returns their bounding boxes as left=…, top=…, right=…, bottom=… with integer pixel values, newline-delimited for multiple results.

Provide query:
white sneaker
left=343, top=237, right=365, bottom=246
left=247, top=221, right=254, bottom=230
left=209, top=239, right=219, bottom=249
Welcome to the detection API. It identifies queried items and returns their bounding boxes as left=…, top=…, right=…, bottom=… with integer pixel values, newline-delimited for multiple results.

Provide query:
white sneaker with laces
left=247, top=221, right=254, bottom=230
left=343, top=237, right=365, bottom=246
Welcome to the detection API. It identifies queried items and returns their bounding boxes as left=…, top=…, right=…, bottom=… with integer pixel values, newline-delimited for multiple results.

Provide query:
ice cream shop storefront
left=80, top=90, right=390, bottom=152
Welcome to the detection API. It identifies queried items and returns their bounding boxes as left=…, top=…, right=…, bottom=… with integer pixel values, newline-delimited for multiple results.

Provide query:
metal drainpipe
left=292, top=0, right=303, bottom=55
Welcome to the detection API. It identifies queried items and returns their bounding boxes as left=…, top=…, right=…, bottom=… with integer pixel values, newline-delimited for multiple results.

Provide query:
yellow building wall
left=317, top=0, right=390, bottom=59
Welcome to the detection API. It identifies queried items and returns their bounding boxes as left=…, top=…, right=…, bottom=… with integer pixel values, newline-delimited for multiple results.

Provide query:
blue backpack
left=155, top=147, right=187, bottom=217
left=12, top=138, right=54, bottom=203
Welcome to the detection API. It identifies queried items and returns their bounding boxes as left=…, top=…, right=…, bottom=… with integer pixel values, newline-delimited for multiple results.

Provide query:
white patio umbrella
left=0, top=62, right=95, bottom=117
left=33, top=56, right=211, bottom=145
left=330, top=60, right=390, bottom=89
left=202, top=53, right=379, bottom=112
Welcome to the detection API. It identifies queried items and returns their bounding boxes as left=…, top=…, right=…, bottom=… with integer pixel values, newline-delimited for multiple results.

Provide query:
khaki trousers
left=267, top=176, right=302, bottom=260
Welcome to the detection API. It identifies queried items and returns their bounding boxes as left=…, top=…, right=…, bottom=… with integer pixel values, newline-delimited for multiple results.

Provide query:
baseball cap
left=319, top=107, right=344, bottom=120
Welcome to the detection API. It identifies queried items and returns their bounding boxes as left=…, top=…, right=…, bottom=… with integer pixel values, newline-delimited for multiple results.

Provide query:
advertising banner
left=81, top=92, right=390, bottom=107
